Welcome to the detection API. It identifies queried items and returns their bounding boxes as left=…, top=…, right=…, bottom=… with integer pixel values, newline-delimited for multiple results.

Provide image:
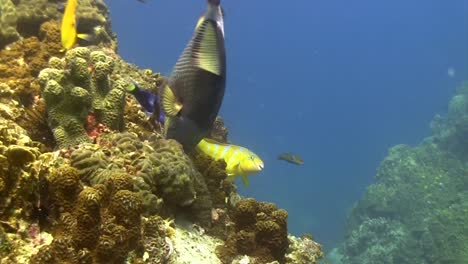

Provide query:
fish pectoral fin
left=160, top=84, right=183, bottom=117
left=241, top=175, right=249, bottom=188
left=225, top=162, right=240, bottom=175
left=76, top=33, right=94, bottom=42
left=195, top=16, right=205, bottom=30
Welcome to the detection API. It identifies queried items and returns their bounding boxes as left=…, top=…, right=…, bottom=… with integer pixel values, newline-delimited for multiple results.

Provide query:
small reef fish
left=60, top=0, right=93, bottom=51
left=278, top=153, right=304, bottom=165
left=197, top=138, right=264, bottom=187
left=126, top=80, right=165, bottom=122
left=160, top=0, right=226, bottom=151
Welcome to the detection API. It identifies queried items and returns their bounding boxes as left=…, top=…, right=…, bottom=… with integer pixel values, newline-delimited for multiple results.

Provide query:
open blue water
left=106, top=0, right=468, bottom=250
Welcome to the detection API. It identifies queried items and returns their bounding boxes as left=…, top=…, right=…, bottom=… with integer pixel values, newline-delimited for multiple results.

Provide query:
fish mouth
left=258, top=163, right=264, bottom=170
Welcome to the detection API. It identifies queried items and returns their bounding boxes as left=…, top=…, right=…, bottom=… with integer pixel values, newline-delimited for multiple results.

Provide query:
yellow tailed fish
left=60, top=0, right=93, bottom=51
left=160, top=0, right=226, bottom=151
left=197, top=138, right=264, bottom=187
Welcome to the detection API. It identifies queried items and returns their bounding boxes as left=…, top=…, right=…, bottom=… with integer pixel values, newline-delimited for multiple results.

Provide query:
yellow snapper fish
left=197, top=138, right=264, bottom=187
left=60, top=0, right=93, bottom=51
left=160, top=0, right=226, bottom=151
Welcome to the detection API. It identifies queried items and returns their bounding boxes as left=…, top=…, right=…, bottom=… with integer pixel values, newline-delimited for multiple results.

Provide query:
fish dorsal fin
left=202, top=138, right=232, bottom=147
left=193, top=20, right=221, bottom=76
left=160, top=84, right=182, bottom=117
left=196, top=16, right=205, bottom=30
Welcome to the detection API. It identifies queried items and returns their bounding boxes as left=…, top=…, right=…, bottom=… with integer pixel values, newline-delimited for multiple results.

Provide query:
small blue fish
left=126, top=80, right=165, bottom=123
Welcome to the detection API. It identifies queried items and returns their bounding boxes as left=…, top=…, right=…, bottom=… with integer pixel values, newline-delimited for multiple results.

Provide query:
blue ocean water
left=106, top=0, right=468, bottom=250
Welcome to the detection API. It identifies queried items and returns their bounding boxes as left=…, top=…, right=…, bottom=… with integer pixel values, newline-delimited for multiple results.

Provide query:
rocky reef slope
left=0, top=1, right=323, bottom=263
left=332, top=83, right=468, bottom=264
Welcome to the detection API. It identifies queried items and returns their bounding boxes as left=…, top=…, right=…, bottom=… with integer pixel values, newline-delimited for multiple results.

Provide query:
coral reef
left=0, top=21, right=61, bottom=107
left=38, top=47, right=127, bottom=147
left=0, top=119, right=43, bottom=222
left=337, top=83, right=468, bottom=264
left=0, top=0, right=324, bottom=263
left=69, top=132, right=214, bottom=226
left=216, top=198, right=290, bottom=263
left=0, top=0, right=114, bottom=49
left=285, top=235, right=323, bottom=264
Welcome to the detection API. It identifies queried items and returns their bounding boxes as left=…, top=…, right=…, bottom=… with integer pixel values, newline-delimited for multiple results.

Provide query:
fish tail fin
left=165, top=117, right=205, bottom=151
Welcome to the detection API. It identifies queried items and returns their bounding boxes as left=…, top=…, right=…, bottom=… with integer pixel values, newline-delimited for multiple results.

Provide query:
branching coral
left=38, top=47, right=127, bottom=148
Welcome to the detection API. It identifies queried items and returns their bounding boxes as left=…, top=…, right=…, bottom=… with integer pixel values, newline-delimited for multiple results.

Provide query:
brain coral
left=66, top=132, right=213, bottom=226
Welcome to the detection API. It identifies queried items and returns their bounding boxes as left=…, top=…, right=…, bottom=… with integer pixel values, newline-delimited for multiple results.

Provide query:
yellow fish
left=60, top=0, right=92, bottom=51
left=196, top=138, right=264, bottom=187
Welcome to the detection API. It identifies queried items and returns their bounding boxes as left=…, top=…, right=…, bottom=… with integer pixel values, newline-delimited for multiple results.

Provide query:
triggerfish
left=60, top=0, right=93, bottom=51
left=160, top=0, right=226, bottom=151
left=197, top=138, right=264, bottom=187
left=278, top=153, right=304, bottom=165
